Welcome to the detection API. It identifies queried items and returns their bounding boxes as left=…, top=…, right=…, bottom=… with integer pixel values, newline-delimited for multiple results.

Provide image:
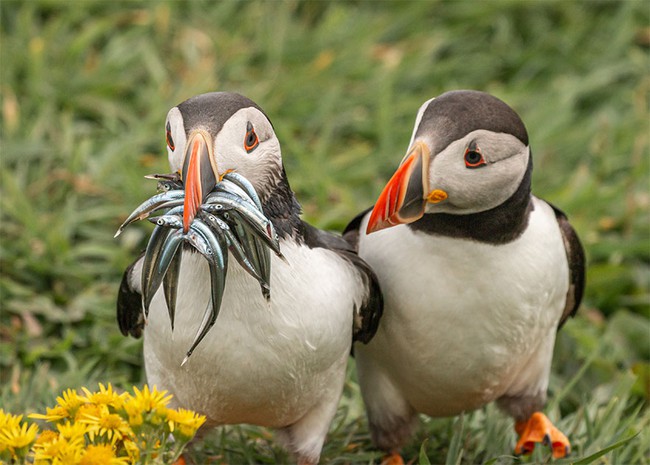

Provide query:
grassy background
left=1, top=1, right=648, bottom=463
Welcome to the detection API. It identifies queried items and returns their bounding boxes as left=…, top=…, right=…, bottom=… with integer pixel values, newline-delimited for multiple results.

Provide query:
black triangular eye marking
left=166, top=121, right=175, bottom=151
left=244, top=121, right=259, bottom=153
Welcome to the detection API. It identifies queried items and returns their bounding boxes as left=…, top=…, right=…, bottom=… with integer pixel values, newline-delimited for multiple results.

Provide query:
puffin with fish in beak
left=117, top=92, right=383, bottom=464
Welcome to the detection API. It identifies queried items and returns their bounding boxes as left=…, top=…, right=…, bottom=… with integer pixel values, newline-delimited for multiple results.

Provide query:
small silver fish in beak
left=117, top=165, right=283, bottom=362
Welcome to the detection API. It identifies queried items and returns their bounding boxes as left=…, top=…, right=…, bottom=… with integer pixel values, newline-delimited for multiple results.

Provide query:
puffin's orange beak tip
left=181, top=132, right=217, bottom=232
left=182, top=139, right=202, bottom=232
left=366, top=142, right=430, bottom=235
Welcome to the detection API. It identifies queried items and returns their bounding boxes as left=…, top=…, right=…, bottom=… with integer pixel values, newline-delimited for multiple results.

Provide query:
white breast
left=355, top=197, right=569, bottom=416
left=141, top=240, right=360, bottom=428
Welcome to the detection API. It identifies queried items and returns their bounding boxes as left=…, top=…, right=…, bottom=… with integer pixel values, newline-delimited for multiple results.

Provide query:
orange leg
left=514, top=412, right=570, bottom=459
left=380, top=451, right=405, bottom=465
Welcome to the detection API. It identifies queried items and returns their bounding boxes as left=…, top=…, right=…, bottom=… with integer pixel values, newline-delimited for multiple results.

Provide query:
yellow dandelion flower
left=56, top=420, right=89, bottom=441
left=0, top=418, right=39, bottom=450
left=0, top=410, right=26, bottom=456
left=150, top=405, right=168, bottom=427
left=166, top=408, right=206, bottom=439
left=79, top=409, right=132, bottom=444
left=0, top=410, right=23, bottom=431
left=33, top=434, right=84, bottom=463
left=34, top=429, right=58, bottom=446
left=126, top=385, right=172, bottom=413
left=122, top=438, right=140, bottom=462
left=30, top=388, right=86, bottom=424
left=55, top=388, right=86, bottom=412
left=79, top=444, right=130, bottom=465
left=125, top=410, right=143, bottom=428
left=81, top=383, right=125, bottom=410
left=74, top=402, right=104, bottom=422
left=29, top=405, right=70, bottom=423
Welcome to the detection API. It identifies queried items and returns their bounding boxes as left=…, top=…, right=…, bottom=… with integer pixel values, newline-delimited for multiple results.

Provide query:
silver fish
left=144, top=172, right=184, bottom=193
left=223, top=212, right=271, bottom=300
left=225, top=208, right=282, bottom=260
left=115, top=190, right=185, bottom=237
left=145, top=172, right=182, bottom=190
left=223, top=172, right=263, bottom=210
left=214, top=180, right=257, bottom=209
left=141, top=225, right=172, bottom=318
left=148, top=214, right=183, bottom=229
left=181, top=301, right=212, bottom=367
left=202, top=191, right=281, bottom=256
left=252, top=232, right=271, bottom=300
left=157, top=180, right=183, bottom=192
left=120, top=170, right=284, bottom=362
left=163, top=246, right=182, bottom=331
left=182, top=220, right=228, bottom=364
left=189, top=220, right=224, bottom=264
left=184, top=229, right=212, bottom=258
left=143, top=228, right=184, bottom=316
left=154, top=199, right=185, bottom=211
left=200, top=211, right=267, bottom=286
left=145, top=172, right=182, bottom=182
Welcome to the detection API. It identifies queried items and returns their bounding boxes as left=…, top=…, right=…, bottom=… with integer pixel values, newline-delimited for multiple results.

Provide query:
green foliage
left=1, top=0, right=648, bottom=463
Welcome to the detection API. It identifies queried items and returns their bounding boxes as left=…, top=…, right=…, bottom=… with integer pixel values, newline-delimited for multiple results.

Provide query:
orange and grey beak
left=181, top=130, right=218, bottom=232
left=366, top=141, right=446, bottom=234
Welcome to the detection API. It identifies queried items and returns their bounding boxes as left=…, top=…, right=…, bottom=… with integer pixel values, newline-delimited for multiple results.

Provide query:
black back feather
left=549, top=203, right=586, bottom=329
left=117, top=253, right=144, bottom=338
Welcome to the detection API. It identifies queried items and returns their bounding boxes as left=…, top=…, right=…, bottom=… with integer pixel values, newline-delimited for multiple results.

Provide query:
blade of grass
left=571, top=433, right=640, bottom=465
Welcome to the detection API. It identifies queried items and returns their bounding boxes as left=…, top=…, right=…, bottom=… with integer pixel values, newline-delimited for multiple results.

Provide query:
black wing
left=117, top=253, right=145, bottom=338
left=549, top=203, right=586, bottom=329
left=342, top=206, right=372, bottom=252
left=301, top=220, right=383, bottom=344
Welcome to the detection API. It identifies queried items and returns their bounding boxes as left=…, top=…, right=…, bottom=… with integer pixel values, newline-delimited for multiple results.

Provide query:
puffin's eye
left=165, top=121, right=175, bottom=151
left=244, top=122, right=259, bottom=153
left=464, top=147, right=485, bottom=168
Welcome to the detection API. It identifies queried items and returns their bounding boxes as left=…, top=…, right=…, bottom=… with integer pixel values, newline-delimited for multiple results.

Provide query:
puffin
left=344, top=90, right=585, bottom=461
left=116, top=92, right=382, bottom=464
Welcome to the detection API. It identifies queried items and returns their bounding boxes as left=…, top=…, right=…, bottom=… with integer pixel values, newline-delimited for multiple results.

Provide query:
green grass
left=1, top=1, right=648, bottom=463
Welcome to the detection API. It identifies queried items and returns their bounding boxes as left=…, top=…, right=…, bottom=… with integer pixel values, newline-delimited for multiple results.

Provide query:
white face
left=165, top=106, right=187, bottom=172
left=212, top=108, right=282, bottom=193
left=420, top=129, right=530, bottom=215
left=164, top=106, right=282, bottom=194
left=406, top=96, right=436, bottom=149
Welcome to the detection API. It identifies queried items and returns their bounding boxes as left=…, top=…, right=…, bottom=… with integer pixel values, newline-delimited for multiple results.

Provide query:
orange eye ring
left=244, top=122, right=259, bottom=153
left=464, top=147, right=486, bottom=168
left=165, top=122, right=175, bottom=151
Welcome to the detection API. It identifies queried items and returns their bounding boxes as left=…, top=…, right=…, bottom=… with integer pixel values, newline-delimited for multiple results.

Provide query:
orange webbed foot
left=380, top=451, right=405, bottom=465
left=515, top=412, right=570, bottom=459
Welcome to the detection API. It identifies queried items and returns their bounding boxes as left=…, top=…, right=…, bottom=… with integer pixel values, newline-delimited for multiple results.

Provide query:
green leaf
left=419, top=438, right=432, bottom=465
left=571, top=433, right=640, bottom=465
left=445, top=414, right=465, bottom=465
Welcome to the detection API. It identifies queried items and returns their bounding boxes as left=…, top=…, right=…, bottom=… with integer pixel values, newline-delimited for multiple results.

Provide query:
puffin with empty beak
left=344, top=90, right=585, bottom=461
left=117, top=92, right=382, bottom=464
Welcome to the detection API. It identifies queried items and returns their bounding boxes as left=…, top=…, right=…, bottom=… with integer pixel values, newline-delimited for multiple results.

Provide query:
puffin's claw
left=514, top=412, right=570, bottom=459
left=380, top=452, right=405, bottom=465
